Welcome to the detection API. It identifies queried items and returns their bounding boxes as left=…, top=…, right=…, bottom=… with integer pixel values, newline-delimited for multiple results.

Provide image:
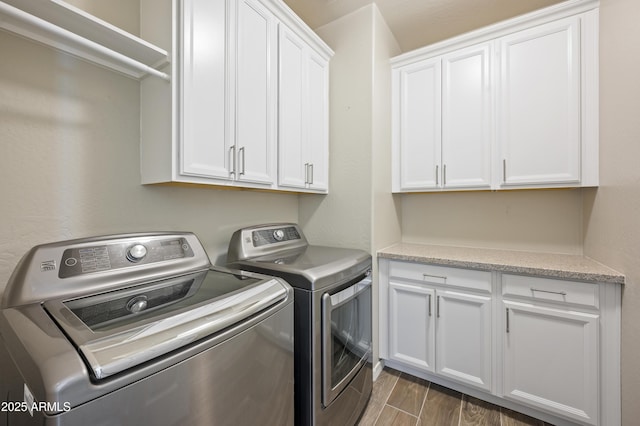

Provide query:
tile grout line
left=415, top=380, right=430, bottom=426
left=371, top=371, right=401, bottom=425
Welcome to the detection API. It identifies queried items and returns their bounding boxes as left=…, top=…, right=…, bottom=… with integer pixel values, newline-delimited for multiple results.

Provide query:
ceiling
left=283, top=0, right=565, bottom=52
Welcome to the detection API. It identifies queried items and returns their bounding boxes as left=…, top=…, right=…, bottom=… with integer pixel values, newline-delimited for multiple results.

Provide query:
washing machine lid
left=43, top=267, right=289, bottom=379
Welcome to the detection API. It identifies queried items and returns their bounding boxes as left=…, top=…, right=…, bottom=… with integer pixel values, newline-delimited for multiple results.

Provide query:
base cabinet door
left=436, top=291, right=492, bottom=391
left=388, top=281, right=435, bottom=372
left=503, top=301, right=599, bottom=425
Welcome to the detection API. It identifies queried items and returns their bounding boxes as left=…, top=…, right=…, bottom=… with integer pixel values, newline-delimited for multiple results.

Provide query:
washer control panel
left=59, top=237, right=194, bottom=278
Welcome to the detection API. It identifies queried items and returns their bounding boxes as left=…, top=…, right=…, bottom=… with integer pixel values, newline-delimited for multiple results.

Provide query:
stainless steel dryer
left=0, top=232, right=294, bottom=426
left=227, top=223, right=372, bottom=426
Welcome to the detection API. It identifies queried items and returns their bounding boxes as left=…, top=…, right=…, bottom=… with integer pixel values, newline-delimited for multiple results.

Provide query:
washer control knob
left=273, top=229, right=285, bottom=242
left=126, top=296, right=148, bottom=313
left=126, top=244, right=148, bottom=262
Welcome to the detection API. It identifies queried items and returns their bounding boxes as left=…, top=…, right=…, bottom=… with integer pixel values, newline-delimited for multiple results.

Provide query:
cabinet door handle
left=428, top=294, right=432, bottom=317
left=436, top=295, right=440, bottom=318
left=304, top=163, right=309, bottom=184
left=506, top=308, right=510, bottom=333
left=309, top=163, right=314, bottom=185
left=422, top=273, right=447, bottom=283
left=530, top=288, right=567, bottom=296
left=238, top=147, right=245, bottom=176
left=443, top=164, right=447, bottom=186
left=435, top=165, right=439, bottom=186
left=502, top=159, right=506, bottom=183
left=229, top=145, right=237, bottom=176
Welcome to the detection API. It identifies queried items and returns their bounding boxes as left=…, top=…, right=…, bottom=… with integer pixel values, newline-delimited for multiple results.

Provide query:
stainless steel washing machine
left=0, top=232, right=294, bottom=426
left=227, top=224, right=372, bottom=426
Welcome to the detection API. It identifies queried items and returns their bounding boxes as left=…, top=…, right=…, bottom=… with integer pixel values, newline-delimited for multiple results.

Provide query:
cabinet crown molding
left=391, top=0, right=598, bottom=67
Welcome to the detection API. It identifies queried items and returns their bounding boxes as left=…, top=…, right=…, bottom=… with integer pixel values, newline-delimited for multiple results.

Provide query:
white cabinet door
left=232, top=0, right=277, bottom=184
left=396, top=57, right=441, bottom=190
left=305, top=50, right=329, bottom=191
left=436, top=290, right=492, bottom=391
left=278, top=26, right=330, bottom=192
left=388, top=281, right=435, bottom=373
left=180, top=0, right=230, bottom=179
left=278, top=26, right=307, bottom=190
left=498, top=16, right=581, bottom=186
left=503, top=301, right=599, bottom=425
left=442, top=43, right=492, bottom=189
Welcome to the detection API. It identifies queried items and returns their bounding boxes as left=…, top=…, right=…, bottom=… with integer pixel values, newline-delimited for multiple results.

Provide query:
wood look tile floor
left=358, top=368, right=554, bottom=426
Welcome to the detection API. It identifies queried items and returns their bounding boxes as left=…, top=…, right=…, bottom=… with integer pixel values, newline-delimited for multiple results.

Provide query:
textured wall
left=583, top=0, right=640, bottom=423
left=0, top=7, right=298, bottom=290
left=401, top=189, right=584, bottom=254
left=298, top=6, right=374, bottom=251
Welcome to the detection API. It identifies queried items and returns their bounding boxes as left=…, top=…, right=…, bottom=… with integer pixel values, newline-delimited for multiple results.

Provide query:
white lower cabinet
left=436, top=290, right=492, bottom=391
left=502, top=300, right=599, bottom=424
left=380, top=259, right=621, bottom=426
left=388, top=281, right=435, bottom=372
left=387, top=264, right=493, bottom=392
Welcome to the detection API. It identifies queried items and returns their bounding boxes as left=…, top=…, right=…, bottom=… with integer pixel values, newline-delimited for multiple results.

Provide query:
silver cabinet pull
left=436, top=295, right=441, bottom=318
left=435, top=165, right=439, bottom=186
left=502, top=159, right=506, bottom=182
left=309, top=163, right=314, bottom=185
left=422, top=273, right=447, bottom=283
left=229, top=145, right=237, bottom=176
left=443, top=164, right=447, bottom=186
left=304, top=163, right=309, bottom=184
left=506, top=308, right=510, bottom=333
left=530, top=288, right=567, bottom=296
left=238, top=147, right=245, bottom=176
left=428, top=294, right=432, bottom=317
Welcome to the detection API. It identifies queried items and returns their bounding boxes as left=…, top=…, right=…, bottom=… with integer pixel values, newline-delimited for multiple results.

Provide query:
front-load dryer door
left=321, top=273, right=372, bottom=407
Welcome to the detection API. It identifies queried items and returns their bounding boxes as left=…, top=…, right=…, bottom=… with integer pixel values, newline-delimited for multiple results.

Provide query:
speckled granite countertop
left=378, top=243, right=625, bottom=284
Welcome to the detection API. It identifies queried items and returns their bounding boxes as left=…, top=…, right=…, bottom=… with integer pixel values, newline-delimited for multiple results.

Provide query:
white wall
left=0, top=5, right=298, bottom=290
left=583, top=0, right=640, bottom=423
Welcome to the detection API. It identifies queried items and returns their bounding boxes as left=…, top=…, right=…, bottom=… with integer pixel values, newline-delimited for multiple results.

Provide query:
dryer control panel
left=227, top=223, right=308, bottom=263
left=252, top=226, right=301, bottom=247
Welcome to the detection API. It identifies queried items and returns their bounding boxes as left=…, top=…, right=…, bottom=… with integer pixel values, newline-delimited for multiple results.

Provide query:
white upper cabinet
left=498, top=17, right=581, bottom=187
left=441, top=43, right=492, bottom=189
left=141, top=0, right=333, bottom=192
left=393, top=42, right=491, bottom=192
left=229, top=0, right=278, bottom=185
left=179, top=0, right=229, bottom=180
left=391, top=0, right=599, bottom=192
left=395, top=57, right=441, bottom=190
left=278, top=25, right=330, bottom=193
